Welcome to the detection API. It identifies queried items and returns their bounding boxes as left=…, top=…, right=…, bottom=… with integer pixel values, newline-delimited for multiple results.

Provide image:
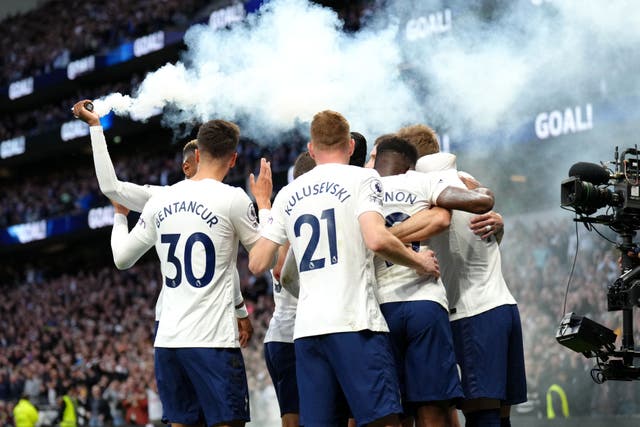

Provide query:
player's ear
left=307, top=141, right=315, bottom=159
left=229, top=151, right=238, bottom=168
left=195, top=148, right=200, bottom=163
left=348, top=138, right=355, bottom=156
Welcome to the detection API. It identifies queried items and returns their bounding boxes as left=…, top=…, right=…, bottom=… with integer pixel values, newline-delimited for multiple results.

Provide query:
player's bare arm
left=458, top=174, right=504, bottom=241
left=390, top=186, right=494, bottom=244
left=279, top=245, right=300, bottom=298
left=435, top=186, right=494, bottom=214
left=272, top=242, right=290, bottom=282
left=359, top=211, right=439, bottom=278
left=248, top=237, right=280, bottom=275
left=389, top=207, right=451, bottom=243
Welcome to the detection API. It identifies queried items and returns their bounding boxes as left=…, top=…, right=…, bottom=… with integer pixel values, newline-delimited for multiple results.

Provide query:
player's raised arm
left=72, top=99, right=158, bottom=212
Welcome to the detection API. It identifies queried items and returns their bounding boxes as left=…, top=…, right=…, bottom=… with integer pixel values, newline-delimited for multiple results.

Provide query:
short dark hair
left=182, top=139, right=198, bottom=157
left=349, top=132, right=367, bottom=167
left=196, top=120, right=240, bottom=159
left=310, top=110, right=350, bottom=149
left=373, top=133, right=396, bottom=147
left=375, top=136, right=418, bottom=168
left=293, top=151, right=316, bottom=179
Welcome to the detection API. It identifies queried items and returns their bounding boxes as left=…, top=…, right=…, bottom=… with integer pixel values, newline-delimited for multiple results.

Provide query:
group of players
left=71, top=100, right=526, bottom=427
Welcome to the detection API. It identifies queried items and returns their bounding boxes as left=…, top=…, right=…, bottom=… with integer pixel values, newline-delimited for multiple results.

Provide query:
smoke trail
left=93, top=0, right=640, bottom=151
left=95, top=0, right=422, bottom=141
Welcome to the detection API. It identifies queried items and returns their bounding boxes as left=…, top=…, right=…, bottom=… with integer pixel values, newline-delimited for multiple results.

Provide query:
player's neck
left=313, top=151, right=350, bottom=165
left=191, top=162, right=229, bottom=182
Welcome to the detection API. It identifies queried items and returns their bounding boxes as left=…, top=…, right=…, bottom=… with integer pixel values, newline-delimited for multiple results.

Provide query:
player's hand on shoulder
left=458, top=172, right=481, bottom=190
left=249, top=157, right=273, bottom=209
left=414, top=249, right=440, bottom=278
left=111, top=200, right=130, bottom=216
left=71, top=99, right=101, bottom=126
left=469, top=211, right=503, bottom=239
left=237, top=316, right=253, bottom=348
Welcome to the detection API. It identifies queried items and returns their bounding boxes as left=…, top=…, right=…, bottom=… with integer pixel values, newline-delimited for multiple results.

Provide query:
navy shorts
left=381, top=300, right=464, bottom=410
left=264, top=342, right=299, bottom=416
left=450, top=304, right=527, bottom=405
left=154, top=347, right=250, bottom=426
left=295, top=331, right=402, bottom=427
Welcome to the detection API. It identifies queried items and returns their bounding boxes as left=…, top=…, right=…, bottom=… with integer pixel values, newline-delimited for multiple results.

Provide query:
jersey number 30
left=161, top=233, right=215, bottom=288
left=294, top=208, right=338, bottom=272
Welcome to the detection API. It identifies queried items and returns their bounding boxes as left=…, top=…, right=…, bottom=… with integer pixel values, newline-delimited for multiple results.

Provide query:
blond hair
left=310, top=110, right=350, bottom=150
left=396, top=124, right=439, bottom=157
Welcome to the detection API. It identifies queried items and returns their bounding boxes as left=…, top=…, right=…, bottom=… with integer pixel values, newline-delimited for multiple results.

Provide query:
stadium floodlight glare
left=556, top=312, right=617, bottom=359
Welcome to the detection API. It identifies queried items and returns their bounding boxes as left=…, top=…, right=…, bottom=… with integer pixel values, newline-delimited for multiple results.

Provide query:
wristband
left=235, top=304, right=249, bottom=318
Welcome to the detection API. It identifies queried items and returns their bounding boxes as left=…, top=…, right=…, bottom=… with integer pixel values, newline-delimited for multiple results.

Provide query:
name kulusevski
left=155, top=201, right=219, bottom=228
left=285, top=182, right=351, bottom=215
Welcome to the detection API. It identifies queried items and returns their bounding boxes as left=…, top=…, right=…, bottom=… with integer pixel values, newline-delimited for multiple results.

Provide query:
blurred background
left=1, top=0, right=639, bottom=426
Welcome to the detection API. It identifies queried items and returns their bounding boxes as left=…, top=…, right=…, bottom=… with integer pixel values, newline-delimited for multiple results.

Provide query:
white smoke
left=94, top=0, right=422, bottom=141
left=92, top=0, right=640, bottom=148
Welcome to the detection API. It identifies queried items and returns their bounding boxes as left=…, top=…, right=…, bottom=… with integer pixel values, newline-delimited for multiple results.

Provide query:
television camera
left=557, top=146, right=640, bottom=382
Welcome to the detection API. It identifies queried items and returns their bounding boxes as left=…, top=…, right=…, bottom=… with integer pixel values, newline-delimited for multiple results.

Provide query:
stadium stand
left=2, top=1, right=640, bottom=427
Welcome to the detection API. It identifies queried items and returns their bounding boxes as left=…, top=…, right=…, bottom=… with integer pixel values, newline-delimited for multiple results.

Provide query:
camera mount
left=557, top=146, right=640, bottom=382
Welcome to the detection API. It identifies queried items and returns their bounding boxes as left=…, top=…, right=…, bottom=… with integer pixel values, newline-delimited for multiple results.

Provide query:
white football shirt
left=374, top=170, right=458, bottom=309
left=417, top=153, right=517, bottom=320
left=264, top=270, right=298, bottom=344
left=261, top=163, right=389, bottom=339
left=111, top=178, right=261, bottom=347
left=92, top=126, right=246, bottom=323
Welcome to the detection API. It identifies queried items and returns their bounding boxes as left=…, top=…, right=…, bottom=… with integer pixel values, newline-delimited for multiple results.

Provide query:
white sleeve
left=258, top=208, right=271, bottom=231
left=90, top=126, right=160, bottom=212
left=110, top=204, right=156, bottom=269
left=354, top=169, right=384, bottom=218
left=229, top=189, right=262, bottom=251
left=233, top=269, right=243, bottom=307
left=280, top=248, right=300, bottom=298
left=260, top=191, right=289, bottom=246
left=423, top=170, right=466, bottom=205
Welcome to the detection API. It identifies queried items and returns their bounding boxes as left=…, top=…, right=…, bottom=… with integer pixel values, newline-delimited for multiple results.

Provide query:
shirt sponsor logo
left=247, top=203, right=258, bottom=227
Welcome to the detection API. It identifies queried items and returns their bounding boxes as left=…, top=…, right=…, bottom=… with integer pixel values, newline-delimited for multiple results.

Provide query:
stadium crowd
left=0, top=0, right=210, bottom=86
left=2, top=1, right=639, bottom=426
left=0, top=77, right=138, bottom=142
left=0, top=0, right=377, bottom=87
left=0, top=134, right=303, bottom=228
left=2, top=212, right=640, bottom=426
